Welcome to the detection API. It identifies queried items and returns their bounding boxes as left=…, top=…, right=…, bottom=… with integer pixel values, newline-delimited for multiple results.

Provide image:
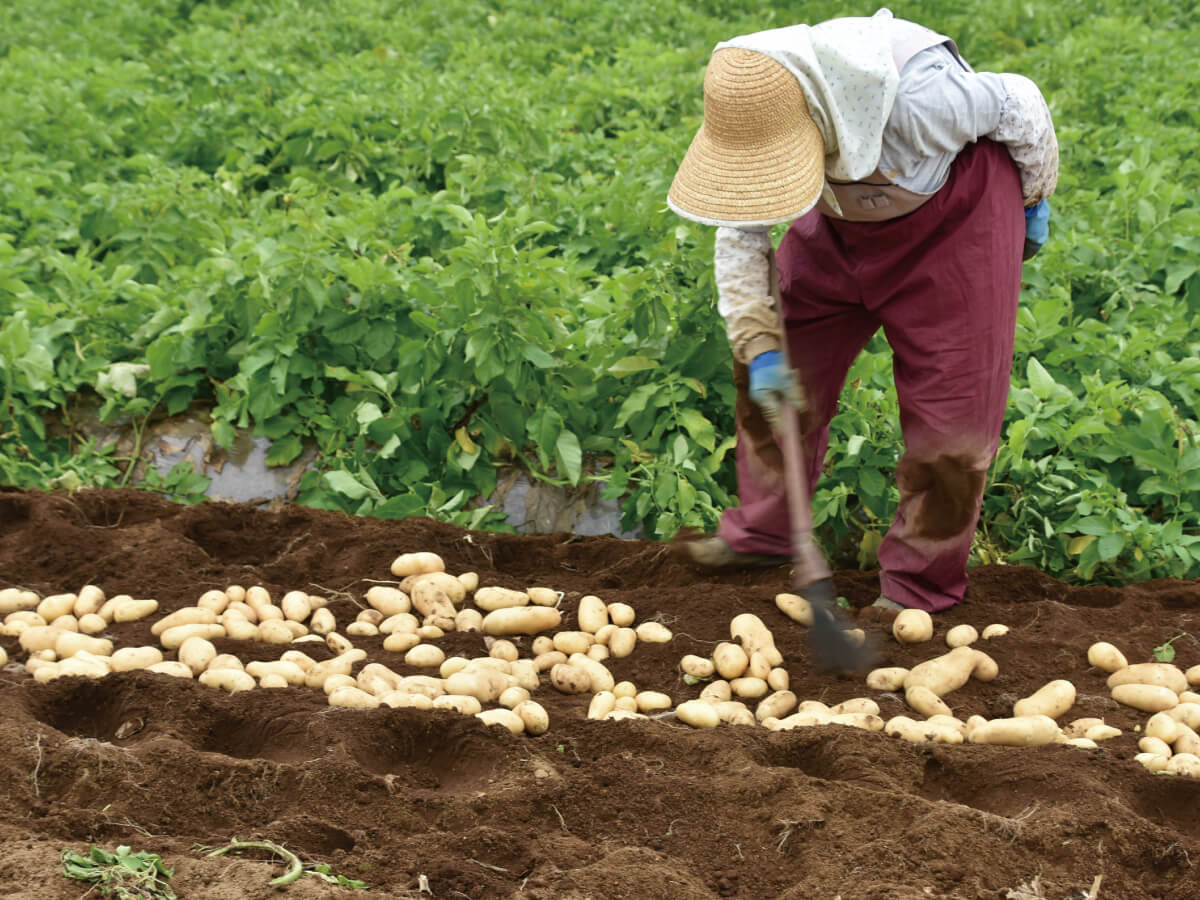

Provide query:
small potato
left=527, top=587, right=560, bottom=607
left=222, top=615, right=260, bottom=642
left=473, top=586, right=529, bottom=612
left=676, top=700, right=721, bottom=729
left=945, top=624, right=978, bottom=648
left=613, top=680, right=638, bottom=699
left=56, top=632, right=114, bottom=658
left=1187, top=665, right=1200, bottom=688
left=258, top=620, right=296, bottom=644
left=731, top=613, right=783, bottom=667
left=904, top=646, right=978, bottom=698
left=1111, top=683, right=1179, bottom=713
left=730, top=677, right=769, bottom=700
left=830, top=698, right=880, bottom=717
left=550, top=663, right=591, bottom=694
left=0, top=587, right=40, bottom=615
left=867, top=667, right=909, bottom=692
left=906, top=685, right=953, bottom=718
left=635, top=691, right=673, bottom=713
left=329, top=686, right=380, bottom=709
left=280, top=590, right=312, bottom=622
left=476, top=708, right=525, bottom=735
left=1173, top=724, right=1200, bottom=757
left=259, top=674, right=289, bottom=689
left=19, top=626, right=64, bottom=654
left=457, top=571, right=480, bottom=594
left=971, top=649, right=999, bottom=682
left=280, top=650, right=317, bottom=672
left=756, top=690, right=798, bottom=722
left=199, top=669, right=256, bottom=694
left=499, top=686, right=531, bottom=708
left=614, top=696, right=639, bottom=712
left=226, top=601, right=258, bottom=622
left=1165, top=753, right=1200, bottom=777
left=489, top=639, right=519, bottom=662
left=606, top=602, right=636, bottom=627
left=608, top=627, right=637, bottom=659
left=400, top=572, right=466, bottom=607
left=568, top=653, right=614, bottom=692
left=58, top=653, right=111, bottom=678
left=1146, top=712, right=1180, bottom=743
left=309, top=608, right=336, bottom=635
left=533, top=650, right=568, bottom=672
left=445, top=669, right=508, bottom=704
left=586, top=644, right=609, bottom=661
left=968, top=715, right=1060, bottom=746
left=346, top=622, right=379, bottom=638
left=681, top=655, right=715, bottom=679
left=1087, top=641, right=1128, bottom=674
left=417, top=624, right=445, bottom=640
left=322, top=674, right=358, bottom=696
left=712, top=642, right=749, bottom=680
left=1107, top=662, right=1187, bottom=694
left=434, top=694, right=483, bottom=715
left=594, top=624, right=618, bottom=646
left=699, top=680, right=732, bottom=703
left=77, top=614, right=108, bottom=635
left=1063, top=717, right=1106, bottom=739
left=747, top=651, right=773, bottom=680
left=775, top=592, right=813, bottom=626
left=366, top=586, right=411, bottom=617
left=1139, top=735, right=1174, bottom=757
left=635, top=621, right=672, bottom=643
left=553, top=631, right=594, bottom=655
left=893, top=609, right=933, bottom=644
left=1084, top=724, right=1121, bottom=741
left=514, top=700, right=549, bottom=735
left=50, top=614, right=79, bottom=632
left=225, top=585, right=247, bottom=604
left=109, top=646, right=164, bottom=672
left=482, top=606, right=562, bottom=636
left=207, top=654, right=244, bottom=672
left=112, top=598, right=159, bottom=623
left=1013, top=680, right=1076, bottom=720
left=588, top=691, right=617, bottom=720
left=577, top=595, right=609, bottom=633
left=454, top=608, right=484, bottom=633
left=1165, top=703, right=1200, bottom=730
left=405, top=644, right=446, bottom=668
left=831, top=713, right=885, bottom=732
left=73, top=585, right=105, bottom=618
left=37, top=593, right=77, bottom=622
left=160, top=623, right=225, bottom=650
left=390, top=551, right=445, bottom=577
left=980, top=623, right=1009, bottom=639
left=197, top=590, right=231, bottom=614
left=380, top=691, right=435, bottom=709
left=713, top=700, right=750, bottom=723
left=767, top=668, right=790, bottom=692
left=151, top=606, right=217, bottom=636
left=146, top=660, right=194, bottom=678
left=510, top=660, right=539, bottom=692
left=245, top=585, right=272, bottom=609
left=1135, top=752, right=1170, bottom=772
left=531, top=635, right=554, bottom=655
left=246, top=660, right=307, bottom=686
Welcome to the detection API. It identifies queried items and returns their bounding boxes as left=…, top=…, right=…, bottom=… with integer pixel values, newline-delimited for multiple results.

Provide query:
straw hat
left=668, top=48, right=824, bottom=227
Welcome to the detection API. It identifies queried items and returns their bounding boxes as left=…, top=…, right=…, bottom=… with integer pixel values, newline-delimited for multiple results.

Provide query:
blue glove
left=1023, top=199, right=1050, bottom=260
left=748, top=350, right=805, bottom=423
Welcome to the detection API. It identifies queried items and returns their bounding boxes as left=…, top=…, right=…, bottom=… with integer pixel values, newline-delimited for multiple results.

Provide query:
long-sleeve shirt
left=717, top=43, right=1058, bottom=364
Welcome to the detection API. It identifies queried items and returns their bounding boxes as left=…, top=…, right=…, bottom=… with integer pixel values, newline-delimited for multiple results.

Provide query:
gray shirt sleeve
left=880, top=44, right=1058, bottom=204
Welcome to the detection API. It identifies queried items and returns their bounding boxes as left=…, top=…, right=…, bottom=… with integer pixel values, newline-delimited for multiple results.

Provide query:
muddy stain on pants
left=718, top=139, right=1025, bottom=612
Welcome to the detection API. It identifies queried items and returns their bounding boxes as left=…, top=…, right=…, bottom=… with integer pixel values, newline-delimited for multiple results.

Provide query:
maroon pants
left=717, top=139, right=1025, bottom=611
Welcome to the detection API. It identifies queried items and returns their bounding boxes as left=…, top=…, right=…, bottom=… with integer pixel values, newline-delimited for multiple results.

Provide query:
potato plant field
left=2, top=489, right=1199, bottom=898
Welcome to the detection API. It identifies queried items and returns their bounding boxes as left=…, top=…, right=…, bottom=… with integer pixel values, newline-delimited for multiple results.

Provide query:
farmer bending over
left=669, top=9, right=1058, bottom=613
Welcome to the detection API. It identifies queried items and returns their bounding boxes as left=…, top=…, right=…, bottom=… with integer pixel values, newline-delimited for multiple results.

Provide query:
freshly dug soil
left=1, top=487, right=1198, bottom=899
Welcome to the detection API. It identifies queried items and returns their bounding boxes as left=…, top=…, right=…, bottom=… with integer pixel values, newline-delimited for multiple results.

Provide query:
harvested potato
left=1063, top=717, right=1105, bottom=739
left=730, top=677, right=769, bottom=700
left=607, top=627, right=637, bottom=659
left=980, top=623, right=1009, bottom=639
left=533, top=650, right=568, bottom=672
left=699, top=680, right=732, bottom=703
left=606, top=602, right=636, bottom=626
left=1166, top=703, right=1200, bottom=730
left=474, top=586, right=530, bottom=612
left=945, top=624, right=978, bottom=648
left=1187, top=665, right=1200, bottom=688
left=1135, top=752, right=1170, bottom=772
left=676, top=699, right=721, bottom=729
left=1111, top=683, right=1179, bottom=712
left=411, top=581, right=456, bottom=630
left=390, top=552, right=445, bottom=577
left=37, top=593, right=77, bottom=622
left=681, top=655, right=715, bottom=679
left=635, top=621, right=673, bottom=643
left=405, top=644, right=446, bottom=668
left=893, top=609, right=933, bottom=644
left=568, top=653, right=615, bottom=692
left=1139, top=735, right=1174, bottom=757
left=1107, top=663, right=1187, bottom=694
left=775, top=592, right=812, bottom=626
left=635, top=691, right=672, bottom=714
left=77, top=614, right=107, bottom=635
left=767, top=668, right=790, bottom=692
left=328, top=686, right=380, bottom=708
left=756, top=690, right=798, bottom=721
left=1165, top=753, right=1200, bottom=777
left=903, top=646, right=978, bottom=697
left=588, top=691, right=617, bottom=720
left=730, top=613, right=783, bottom=667
left=197, top=590, right=230, bottom=614
left=968, top=715, right=1060, bottom=746
left=885, top=715, right=963, bottom=744
left=151, top=607, right=217, bottom=636
left=713, top=642, right=749, bottom=680
left=400, top=572, right=466, bottom=606
left=73, top=585, right=105, bottom=618
left=0, top=588, right=40, bottom=615
left=830, top=698, right=880, bottom=716
left=906, top=685, right=953, bottom=718
left=109, top=646, right=164, bottom=673
left=246, top=660, right=307, bottom=686
left=199, top=669, right=256, bottom=694
left=867, top=667, right=909, bottom=692
left=455, top=608, right=484, bottom=633
left=160, top=623, right=225, bottom=650
left=499, top=686, right=531, bottom=708
left=1087, top=641, right=1128, bottom=673
left=206, top=653, right=244, bottom=672
left=1013, top=680, right=1076, bottom=719
left=513, top=700, right=549, bottom=735
left=1084, top=724, right=1121, bottom=741
left=146, top=660, right=194, bottom=678
left=457, top=572, right=480, bottom=594
left=280, top=590, right=312, bottom=622
left=112, top=597, right=159, bottom=623
left=489, top=639, right=519, bottom=662
left=476, top=708, right=525, bottom=735
left=577, top=595, right=609, bottom=633
left=1146, top=712, right=1180, bottom=743
left=56, top=632, right=114, bottom=658
left=553, top=631, right=594, bottom=655
left=527, top=587, right=560, bottom=607
left=550, top=663, right=591, bottom=694
left=482, top=606, right=562, bottom=636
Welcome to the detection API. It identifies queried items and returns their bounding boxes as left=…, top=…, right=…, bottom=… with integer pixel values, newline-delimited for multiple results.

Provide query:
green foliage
left=2, top=0, right=1199, bottom=582
left=61, top=845, right=176, bottom=900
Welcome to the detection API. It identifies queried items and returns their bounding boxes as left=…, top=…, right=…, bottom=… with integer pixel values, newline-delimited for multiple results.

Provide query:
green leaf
left=1026, top=357, right=1057, bottom=401
left=608, top=356, right=658, bottom=377
left=265, top=434, right=304, bottom=466
left=677, top=408, right=715, bottom=451
left=555, top=429, right=582, bottom=484
left=323, top=470, right=374, bottom=501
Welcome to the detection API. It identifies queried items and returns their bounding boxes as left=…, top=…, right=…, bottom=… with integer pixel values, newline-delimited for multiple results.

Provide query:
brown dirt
left=1, top=487, right=1198, bottom=900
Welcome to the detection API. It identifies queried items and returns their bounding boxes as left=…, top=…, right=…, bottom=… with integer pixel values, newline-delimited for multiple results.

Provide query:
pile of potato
left=4, top=570, right=1199, bottom=778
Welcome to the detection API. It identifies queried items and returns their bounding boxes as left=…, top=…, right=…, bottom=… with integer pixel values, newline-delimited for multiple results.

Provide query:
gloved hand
left=748, top=350, right=805, bottom=424
left=1023, top=199, right=1050, bottom=260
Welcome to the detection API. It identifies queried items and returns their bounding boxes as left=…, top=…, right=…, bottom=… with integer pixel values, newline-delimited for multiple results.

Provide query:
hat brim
left=668, top=119, right=824, bottom=228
